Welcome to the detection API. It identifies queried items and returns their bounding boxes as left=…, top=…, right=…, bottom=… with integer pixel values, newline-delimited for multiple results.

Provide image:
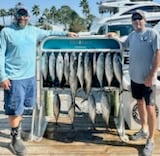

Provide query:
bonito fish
left=53, top=93, right=61, bottom=124
left=101, top=91, right=111, bottom=129
left=96, top=52, right=104, bottom=88
left=77, top=52, right=84, bottom=90
left=84, top=53, right=92, bottom=100
left=105, top=52, right=113, bottom=86
left=88, top=93, right=96, bottom=129
left=64, top=52, right=70, bottom=85
left=56, top=52, right=64, bottom=85
left=49, top=52, right=56, bottom=82
left=41, top=52, right=48, bottom=81
left=113, top=53, right=122, bottom=84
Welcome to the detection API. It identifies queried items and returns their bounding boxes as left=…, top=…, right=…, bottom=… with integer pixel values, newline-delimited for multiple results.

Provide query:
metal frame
left=30, top=36, right=129, bottom=142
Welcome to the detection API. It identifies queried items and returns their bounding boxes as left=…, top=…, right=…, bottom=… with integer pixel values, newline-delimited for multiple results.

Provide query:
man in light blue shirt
left=0, top=6, right=77, bottom=155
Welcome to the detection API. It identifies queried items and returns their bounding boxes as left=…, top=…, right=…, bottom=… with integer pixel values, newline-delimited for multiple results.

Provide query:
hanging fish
left=83, top=53, right=92, bottom=102
left=105, top=52, right=113, bottom=86
left=77, top=52, right=84, bottom=90
left=53, top=93, right=61, bottom=125
left=96, top=52, right=105, bottom=88
left=67, top=94, right=75, bottom=129
left=56, top=52, right=64, bottom=85
left=69, top=52, right=78, bottom=108
left=64, top=52, right=70, bottom=85
left=101, top=91, right=111, bottom=129
left=113, top=53, right=122, bottom=85
left=93, top=53, right=97, bottom=76
left=88, top=93, right=96, bottom=130
left=49, top=52, right=56, bottom=82
left=41, top=52, right=48, bottom=81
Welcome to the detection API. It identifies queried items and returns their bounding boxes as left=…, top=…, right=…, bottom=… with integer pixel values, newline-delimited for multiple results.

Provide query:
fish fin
left=75, top=103, right=81, bottom=111
left=81, top=98, right=87, bottom=104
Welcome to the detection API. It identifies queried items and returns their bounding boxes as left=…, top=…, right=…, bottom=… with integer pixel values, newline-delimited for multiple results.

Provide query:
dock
left=0, top=90, right=160, bottom=156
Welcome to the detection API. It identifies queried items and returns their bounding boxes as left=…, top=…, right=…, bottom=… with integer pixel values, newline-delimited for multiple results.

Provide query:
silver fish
left=96, top=52, right=104, bottom=88
left=64, top=52, right=70, bottom=84
left=56, top=52, right=64, bottom=84
left=41, top=52, right=48, bottom=81
left=53, top=93, right=61, bottom=124
left=101, top=91, right=111, bottom=129
left=84, top=53, right=92, bottom=99
left=77, top=52, right=84, bottom=89
left=93, top=53, right=97, bottom=76
left=67, top=94, right=75, bottom=129
left=105, top=52, right=113, bottom=86
left=113, top=53, right=122, bottom=84
left=49, top=52, right=56, bottom=82
left=69, top=52, right=78, bottom=101
left=88, top=93, right=96, bottom=129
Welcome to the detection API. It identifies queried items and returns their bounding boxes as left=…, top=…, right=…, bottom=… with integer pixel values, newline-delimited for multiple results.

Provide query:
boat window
left=97, top=25, right=106, bottom=35
left=108, top=24, right=134, bottom=36
left=121, top=5, right=160, bottom=15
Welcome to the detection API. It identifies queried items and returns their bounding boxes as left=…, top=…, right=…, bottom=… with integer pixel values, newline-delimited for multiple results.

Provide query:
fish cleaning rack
left=31, top=36, right=129, bottom=142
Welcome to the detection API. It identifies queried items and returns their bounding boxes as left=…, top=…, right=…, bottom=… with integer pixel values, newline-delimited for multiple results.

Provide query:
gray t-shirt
left=124, top=28, right=160, bottom=84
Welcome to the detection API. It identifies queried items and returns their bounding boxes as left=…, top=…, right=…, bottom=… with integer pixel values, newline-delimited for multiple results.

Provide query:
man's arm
left=144, top=49, right=160, bottom=86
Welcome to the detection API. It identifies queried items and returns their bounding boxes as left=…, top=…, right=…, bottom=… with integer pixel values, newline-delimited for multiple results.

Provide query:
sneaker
left=9, top=127, right=26, bottom=155
left=142, top=139, right=154, bottom=156
left=130, top=129, right=148, bottom=140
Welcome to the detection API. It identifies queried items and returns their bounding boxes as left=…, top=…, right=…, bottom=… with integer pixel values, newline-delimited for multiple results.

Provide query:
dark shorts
left=4, top=77, right=36, bottom=115
left=131, top=80, right=154, bottom=105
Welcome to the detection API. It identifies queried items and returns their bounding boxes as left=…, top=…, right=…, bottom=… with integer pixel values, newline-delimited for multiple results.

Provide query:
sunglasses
left=16, top=9, right=29, bottom=17
left=132, top=15, right=143, bottom=21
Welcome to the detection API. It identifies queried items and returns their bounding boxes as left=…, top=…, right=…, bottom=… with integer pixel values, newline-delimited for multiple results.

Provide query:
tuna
left=101, top=91, right=111, bottom=129
left=64, top=52, right=70, bottom=85
left=83, top=53, right=92, bottom=100
left=49, top=52, right=56, bottom=82
left=56, top=52, right=64, bottom=85
left=93, top=53, right=97, bottom=76
left=53, top=93, right=61, bottom=125
left=77, top=52, right=84, bottom=90
left=105, top=52, right=113, bottom=86
left=88, top=93, right=96, bottom=130
left=67, top=94, right=75, bottom=129
left=69, top=52, right=78, bottom=106
left=96, top=52, right=105, bottom=88
left=113, top=53, right=122, bottom=85
left=41, top=52, right=48, bottom=81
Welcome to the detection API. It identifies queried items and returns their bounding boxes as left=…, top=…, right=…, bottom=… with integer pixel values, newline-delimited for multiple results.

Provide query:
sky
left=0, top=0, right=160, bottom=24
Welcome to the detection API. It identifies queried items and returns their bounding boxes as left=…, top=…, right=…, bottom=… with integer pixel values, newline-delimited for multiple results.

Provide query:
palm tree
left=8, top=8, right=15, bottom=23
left=32, top=5, right=40, bottom=18
left=32, top=5, right=40, bottom=24
left=0, top=9, right=7, bottom=26
left=50, top=6, right=57, bottom=24
left=42, top=8, right=50, bottom=23
left=80, top=0, right=90, bottom=18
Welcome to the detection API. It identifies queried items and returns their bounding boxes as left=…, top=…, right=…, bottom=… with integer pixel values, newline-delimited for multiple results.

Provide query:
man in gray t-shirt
left=124, top=10, right=160, bottom=156
left=107, top=10, right=160, bottom=156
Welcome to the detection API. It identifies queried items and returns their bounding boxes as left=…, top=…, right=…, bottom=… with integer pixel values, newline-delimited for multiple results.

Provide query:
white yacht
left=90, top=0, right=160, bottom=33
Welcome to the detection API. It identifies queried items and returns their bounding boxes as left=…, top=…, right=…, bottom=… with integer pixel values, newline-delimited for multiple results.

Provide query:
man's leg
left=137, top=99, right=148, bottom=132
left=142, top=105, right=156, bottom=156
left=146, top=105, right=157, bottom=142
left=9, top=116, right=26, bottom=155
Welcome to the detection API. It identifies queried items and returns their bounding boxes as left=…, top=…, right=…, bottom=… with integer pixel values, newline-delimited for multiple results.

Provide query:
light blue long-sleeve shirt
left=0, top=23, right=67, bottom=82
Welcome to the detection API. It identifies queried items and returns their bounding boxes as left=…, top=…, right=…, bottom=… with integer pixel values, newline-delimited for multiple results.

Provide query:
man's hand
left=67, top=32, right=79, bottom=37
left=105, top=32, right=119, bottom=39
left=0, top=79, right=11, bottom=90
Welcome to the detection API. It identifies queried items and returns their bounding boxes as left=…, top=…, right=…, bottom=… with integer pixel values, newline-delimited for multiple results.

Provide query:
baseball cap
left=14, top=6, right=29, bottom=17
left=131, top=10, right=145, bottom=21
